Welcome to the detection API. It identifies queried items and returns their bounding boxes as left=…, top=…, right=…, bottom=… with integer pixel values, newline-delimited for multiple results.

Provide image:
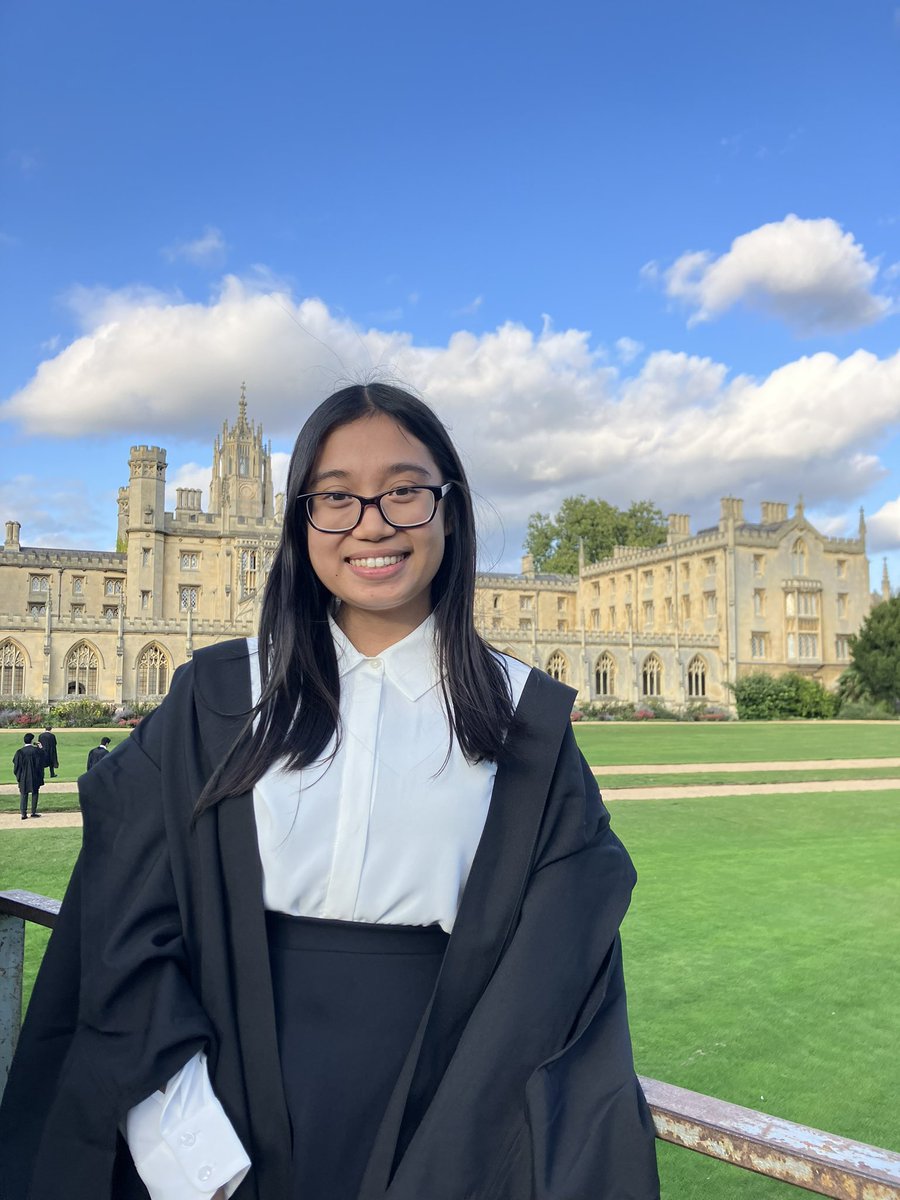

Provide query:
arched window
left=546, top=650, right=569, bottom=683
left=641, top=654, right=662, bottom=697
left=595, top=652, right=615, bottom=696
left=791, top=538, right=808, bottom=577
left=687, top=655, right=707, bottom=698
left=137, top=643, right=171, bottom=697
left=65, top=642, right=99, bottom=696
left=0, top=640, right=25, bottom=696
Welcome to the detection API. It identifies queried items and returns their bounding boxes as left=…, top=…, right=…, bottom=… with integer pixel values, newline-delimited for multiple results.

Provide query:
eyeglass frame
left=297, top=481, right=454, bottom=533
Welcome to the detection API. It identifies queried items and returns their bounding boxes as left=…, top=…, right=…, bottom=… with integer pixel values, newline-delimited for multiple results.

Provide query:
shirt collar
left=329, top=613, right=441, bottom=702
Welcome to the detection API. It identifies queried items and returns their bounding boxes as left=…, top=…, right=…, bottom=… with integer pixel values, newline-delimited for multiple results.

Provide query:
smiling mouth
left=345, top=553, right=410, bottom=568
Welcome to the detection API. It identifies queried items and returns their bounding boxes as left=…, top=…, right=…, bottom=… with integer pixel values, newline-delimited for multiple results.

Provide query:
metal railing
left=2, top=890, right=899, bottom=1198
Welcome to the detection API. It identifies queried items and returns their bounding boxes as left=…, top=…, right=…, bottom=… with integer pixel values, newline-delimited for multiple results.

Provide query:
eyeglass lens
left=308, top=487, right=436, bottom=531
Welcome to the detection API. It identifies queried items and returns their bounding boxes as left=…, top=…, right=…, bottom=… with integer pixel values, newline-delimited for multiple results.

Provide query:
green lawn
left=574, top=720, right=899, bottom=766
left=2, top=787, right=897, bottom=1198
left=600, top=766, right=900, bottom=790
left=613, top=790, right=900, bottom=1197
left=0, top=791, right=81, bottom=814
left=1, top=729, right=131, bottom=784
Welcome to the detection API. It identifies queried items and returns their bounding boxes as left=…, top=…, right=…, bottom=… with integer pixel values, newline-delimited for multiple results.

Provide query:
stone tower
left=208, top=384, right=275, bottom=521
left=126, top=445, right=167, bottom=619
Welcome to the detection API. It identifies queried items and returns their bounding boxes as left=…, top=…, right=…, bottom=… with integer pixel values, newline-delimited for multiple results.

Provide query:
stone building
left=0, top=396, right=878, bottom=710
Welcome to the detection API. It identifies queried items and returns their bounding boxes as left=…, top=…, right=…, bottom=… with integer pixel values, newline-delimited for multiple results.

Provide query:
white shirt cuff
left=124, top=1051, right=251, bottom=1199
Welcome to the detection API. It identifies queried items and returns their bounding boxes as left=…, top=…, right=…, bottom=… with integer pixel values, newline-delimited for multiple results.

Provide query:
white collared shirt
left=126, top=616, right=531, bottom=1198
left=251, top=614, right=530, bottom=933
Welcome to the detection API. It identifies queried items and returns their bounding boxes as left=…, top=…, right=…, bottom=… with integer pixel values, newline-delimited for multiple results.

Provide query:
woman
left=0, top=384, right=659, bottom=1200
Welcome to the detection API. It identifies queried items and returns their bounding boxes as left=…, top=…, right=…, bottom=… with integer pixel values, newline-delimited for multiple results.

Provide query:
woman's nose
left=355, top=500, right=395, bottom=538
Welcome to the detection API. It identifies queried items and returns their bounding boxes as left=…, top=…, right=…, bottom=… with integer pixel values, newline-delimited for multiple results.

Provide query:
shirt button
left=198, top=1165, right=213, bottom=1183
left=179, top=1132, right=197, bottom=1147
left=370, top=658, right=383, bottom=670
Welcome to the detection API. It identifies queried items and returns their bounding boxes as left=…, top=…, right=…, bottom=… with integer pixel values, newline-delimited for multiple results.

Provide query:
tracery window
left=66, top=642, right=99, bottom=695
left=595, top=652, right=615, bottom=697
left=791, top=538, right=808, bottom=577
left=180, top=586, right=199, bottom=612
left=641, top=654, right=662, bottom=697
left=29, top=575, right=49, bottom=593
left=240, top=548, right=258, bottom=594
left=137, top=643, right=171, bottom=696
left=105, top=578, right=123, bottom=596
left=180, top=553, right=199, bottom=571
left=546, top=651, right=569, bottom=683
left=0, top=641, right=25, bottom=695
left=687, top=655, right=707, bottom=698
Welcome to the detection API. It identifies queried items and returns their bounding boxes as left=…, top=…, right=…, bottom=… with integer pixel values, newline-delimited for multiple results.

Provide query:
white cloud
left=615, top=336, right=643, bottom=365
left=166, top=462, right=211, bottom=512
left=868, top=495, right=900, bottom=553
left=0, top=475, right=109, bottom=550
left=162, top=226, right=227, bottom=267
left=663, top=214, right=892, bottom=333
left=4, top=277, right=900, bottom=570
left=456, top=295, right=484, bottom=316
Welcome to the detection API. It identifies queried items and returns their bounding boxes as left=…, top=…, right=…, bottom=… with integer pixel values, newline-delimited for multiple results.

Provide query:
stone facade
left=0, top=397, right=878, bottom=710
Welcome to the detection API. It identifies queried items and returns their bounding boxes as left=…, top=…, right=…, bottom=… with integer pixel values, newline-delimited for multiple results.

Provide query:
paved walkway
left=605, top=778, right=900, bottom=801
left=593, top=757, right=900, bottom=775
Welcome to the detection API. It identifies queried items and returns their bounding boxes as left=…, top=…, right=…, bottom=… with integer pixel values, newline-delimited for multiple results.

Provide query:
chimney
left=760, top=501, right=788, bottom=524
left=521, top=553, right=534, bottom=575
left=719, top=497, right=744, bottom=527
left=4, top=521, right=20, bottom=550
left=666, top=513, right=690, bottom=543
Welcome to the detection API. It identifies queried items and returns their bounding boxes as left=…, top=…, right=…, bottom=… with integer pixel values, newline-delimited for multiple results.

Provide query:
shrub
left=731, top=672, right=839, bottom=720
left=0, top=699, right=46, bottom=728
left=48, top=699, right=118, bottom=727
left=837, top=698, right=898, bottom=720
left=578, top=701, right=636, bottom=721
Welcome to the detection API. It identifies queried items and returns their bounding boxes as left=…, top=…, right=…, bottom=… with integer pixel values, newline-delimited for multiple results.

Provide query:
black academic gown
left=0, top=639, right=659, bottom=1200
left=11, top=744, right=44, bottom=794
left=37, top=732, right=58, bottom=771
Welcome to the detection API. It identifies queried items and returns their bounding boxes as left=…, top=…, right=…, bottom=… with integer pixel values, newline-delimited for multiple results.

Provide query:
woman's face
left=304, top=413, right=448, bottom=649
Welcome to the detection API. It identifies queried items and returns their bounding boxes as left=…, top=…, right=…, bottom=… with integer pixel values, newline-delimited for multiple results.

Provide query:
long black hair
left=196, top=383, right=518, bottom=814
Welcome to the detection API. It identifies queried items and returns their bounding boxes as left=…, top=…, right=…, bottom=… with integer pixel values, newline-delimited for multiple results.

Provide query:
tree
left=524, top=495, right=668, bottom=574
left=849, top=596, right=900, bottom=709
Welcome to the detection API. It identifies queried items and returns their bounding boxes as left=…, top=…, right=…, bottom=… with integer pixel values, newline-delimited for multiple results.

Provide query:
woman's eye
left=389, top=487, right=419, bottom=501
left=322, top=493, right=353, bottom=507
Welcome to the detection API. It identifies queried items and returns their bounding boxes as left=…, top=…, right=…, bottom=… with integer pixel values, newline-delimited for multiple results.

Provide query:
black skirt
left=266, top=911, right=449, bottom=1200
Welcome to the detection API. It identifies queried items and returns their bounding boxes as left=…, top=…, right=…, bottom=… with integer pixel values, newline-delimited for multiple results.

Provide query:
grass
left=0, top=791, right=81, bottom=814
left=2, top=755, right=897, bottom=1198
left=0, top=828, right=81, bottom=1002
left=612, top=790, right=900, bottom=1197
left=1, top=729, right=130, bottom=784
left=574, top=721, right=899, bottom=766
left=599, top=766, right=900, bottom=790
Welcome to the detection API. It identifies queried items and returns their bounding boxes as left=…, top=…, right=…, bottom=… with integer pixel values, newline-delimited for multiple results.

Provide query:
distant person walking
left=13, top=732, right=45, bottom=820
left=37, top=726, right=59, bottom=778
left=86, top=737, right=111, bottom=770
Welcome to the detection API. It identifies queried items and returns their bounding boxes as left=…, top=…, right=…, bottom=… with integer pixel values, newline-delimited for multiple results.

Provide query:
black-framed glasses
left=298, top=482, right=454, bottom=533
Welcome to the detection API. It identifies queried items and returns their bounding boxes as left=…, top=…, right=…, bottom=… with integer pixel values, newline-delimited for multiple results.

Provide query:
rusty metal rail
left=2, top=891, right=900, bottom=1196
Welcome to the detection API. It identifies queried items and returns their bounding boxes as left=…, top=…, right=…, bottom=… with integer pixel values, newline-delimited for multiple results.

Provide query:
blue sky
left=2, top=0, right=899, bottom=589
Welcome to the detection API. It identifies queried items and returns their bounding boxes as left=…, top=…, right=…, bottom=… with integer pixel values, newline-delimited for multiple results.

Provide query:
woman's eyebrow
left=309, top=462, right=434, bottom=487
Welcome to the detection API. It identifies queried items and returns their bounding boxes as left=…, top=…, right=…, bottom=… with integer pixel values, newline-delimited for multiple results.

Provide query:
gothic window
left=518, top=618, right=532, bottom=632
left=641, top=570, right=653, bottom=589
left=180, top=586, right=199, bottom=612
left=141, top=548, right=151, bottom=567
left=73, top=575, right=84, bottom=594
left=103, top=605, right=118, bottom=621
left=791, top=538, right=808, bottom=577
left=607, top=605, right=616, bottom=628
left=29, top=575, right=50, bottom=593
left=519, top=595, right=533, bottom=611
left=836, top=559, right=847, bottom=580
left=753, top=589, right=766, bottom=616
left=105, top=578, right=123, bottom=596
left=641, top=654, right=662, bottom=697
left=546, top=651, right=568, bottom=683
left=624, top=603, right=633, bottom=628
left=704, top=590, right=717, bottom=616
left=66, top=642, right=99, bottom=695
left=28, top=603, right=46, bottom=616
left=798, top=592, right=818, bottom=617
left=595, top=652, right=615, bottom=697
left=837, top=593, right=847, bottom=618
left=787, top=633, right=796, bottom=659
left=835, top=635, right=850, bottom=660
left=141, top=590, right=151, bottom=610
left=590, top=608, right=600, bottom=630
left=238, top=447, right=250, bottom=476
left=137, top=643, right=171, bottom=697
left=799, top=634, right=819, bottom=659
left=241, top=549, right=258, bottom=594
left=557, top=595, right=567, bottom=612
left=687, top=655, right=707, bottom=698
left=751, top=633, right=767, bottom=659
left=0, top=641, right=25, bottom=695
left=703, top=556, right=717, bottom=575
left=682, top=596, right=691, bottom=620
left=642, top=600, right=654, bottom=630
left=664, top=597, right=674, bottom=624
left=180, top=553, right=199, bottom=571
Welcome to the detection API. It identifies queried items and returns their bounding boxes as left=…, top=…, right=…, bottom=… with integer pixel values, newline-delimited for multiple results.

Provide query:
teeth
left=349, top=554, right=406, bottom=568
